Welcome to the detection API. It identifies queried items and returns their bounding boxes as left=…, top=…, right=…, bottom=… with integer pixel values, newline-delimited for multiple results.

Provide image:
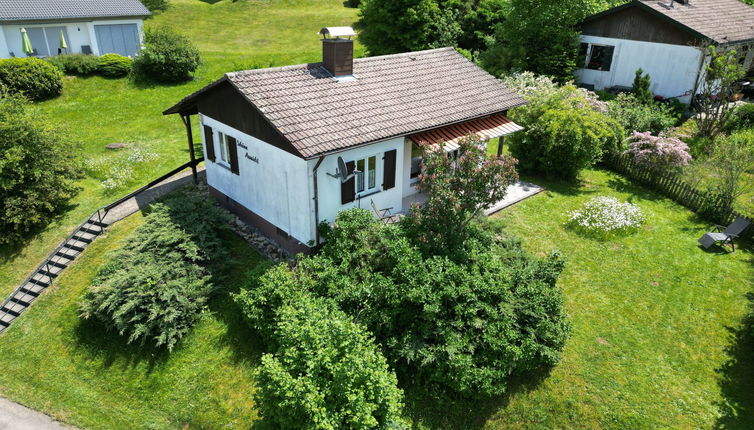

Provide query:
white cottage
left=164, top=28, right=526, bottom=253
left=0, top=0, right=150, bottom=58
left=576, top=0, right=754, bottom=103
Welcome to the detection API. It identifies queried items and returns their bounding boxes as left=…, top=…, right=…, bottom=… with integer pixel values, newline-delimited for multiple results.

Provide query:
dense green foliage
left=132, top=27, right=201, bottom=83
left=45, top=54, right=99, bottom=76
left=607, top=93, right=677, bottom=134
left=97, top=54, right=133, bottom=78
left=252, top=292, right=406, bottom=429
left=403, top=135, right=518, bottom=258
left=727, top=103, right=754, bottom=132
left=80, top=190, right=229, bottom=350
left=705, top=129, right=754, bottom=203
left=509, top=85, right=623, bottom=178
left=632, top=68, right=654, bottom=105
left=695, top=45, right=746, bottom=139
left=241, top=209, right=569, bottom=399
left=141, top=0, right=170, bottom=12
left=0, top=93, right=79, bottom=245
left=357, top=0, right=508, bottom=57
left=0, top=58, right=63, bottom=100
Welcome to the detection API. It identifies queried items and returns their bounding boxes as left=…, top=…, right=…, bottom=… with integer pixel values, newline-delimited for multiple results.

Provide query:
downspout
left=312, top=156, right=326, bottom=246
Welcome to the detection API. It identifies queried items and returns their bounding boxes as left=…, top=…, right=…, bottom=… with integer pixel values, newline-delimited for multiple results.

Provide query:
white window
left=217, top=132, right=232, bottom=165
left=355, top=155, right=378, bottom=194
left=579, top=42, right=615, bottom=72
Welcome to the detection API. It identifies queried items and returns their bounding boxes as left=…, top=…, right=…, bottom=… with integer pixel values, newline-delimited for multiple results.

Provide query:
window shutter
left=203, top=125, right=215, bottom=162
left=228, top=136, right=240, bottom=175
left=382, top=149, right=397, bottom=190
left=341, top=160, right=356, bottom=204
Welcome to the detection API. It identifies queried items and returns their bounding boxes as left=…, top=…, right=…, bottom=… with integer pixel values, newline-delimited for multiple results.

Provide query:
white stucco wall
left=575, top=35, right=705, bottom=103
left=200, top=114, right=312, bottom=246
left=0, top=18, right=144, bottom=58
left=309, top=137, right=406, bottom=240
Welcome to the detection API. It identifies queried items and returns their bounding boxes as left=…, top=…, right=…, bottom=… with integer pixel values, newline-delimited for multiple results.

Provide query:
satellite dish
left=337, top=157, right=349, bottom=182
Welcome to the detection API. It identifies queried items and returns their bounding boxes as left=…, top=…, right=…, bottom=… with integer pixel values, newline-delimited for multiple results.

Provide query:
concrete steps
left=0, top=218, right=109, bottom=334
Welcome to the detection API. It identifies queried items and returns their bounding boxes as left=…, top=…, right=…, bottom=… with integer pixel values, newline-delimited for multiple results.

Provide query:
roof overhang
left=409, top=113, right=524, bottom=152
left=579, top=0, right=713, bottom=44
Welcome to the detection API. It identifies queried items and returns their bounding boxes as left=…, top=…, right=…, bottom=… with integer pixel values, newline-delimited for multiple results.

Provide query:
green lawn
left=1, top=169, right=751, bottom=429
left=0, top=0, right=363, bottom=298
left=0, top=211, right=267, bottom=429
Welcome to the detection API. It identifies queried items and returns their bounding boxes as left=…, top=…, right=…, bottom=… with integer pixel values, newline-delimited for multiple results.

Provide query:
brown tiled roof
left=165, top=47, right=525, bottom=159
left=639, top=0, right=754, bottom=44
left=589, top=0, right=754, bottom=44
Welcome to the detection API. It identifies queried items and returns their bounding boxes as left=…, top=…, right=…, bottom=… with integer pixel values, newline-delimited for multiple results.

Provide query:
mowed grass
left=0, top=211, right=268, bottom=429
left=468, top=169, right=753, bottom=430
left=0, top=0, right=362, bottom=298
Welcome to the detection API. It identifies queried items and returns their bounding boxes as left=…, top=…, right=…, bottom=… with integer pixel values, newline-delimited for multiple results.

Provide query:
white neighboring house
left=164, top=27, right=526, bottom=254
left=0, top=0, right=150, bottom=58
left=576, top=0, right=754, bottom=103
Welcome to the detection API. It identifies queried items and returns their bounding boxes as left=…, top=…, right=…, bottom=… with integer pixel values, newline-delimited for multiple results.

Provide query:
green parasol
left=20, top=28, right=33, bottom=55
left=59, top=30, right=68, bottom=51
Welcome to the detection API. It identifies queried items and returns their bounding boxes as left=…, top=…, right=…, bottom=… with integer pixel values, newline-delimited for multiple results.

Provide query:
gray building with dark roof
left=165, top=28, right=526, bottom=253
left=576, top=0, right=754, bottom=103
left=0, top=0, right=150, bottom=58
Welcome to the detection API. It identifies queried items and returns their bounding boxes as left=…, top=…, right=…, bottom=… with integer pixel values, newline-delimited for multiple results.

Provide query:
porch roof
left=408, top=113, right=523, bottom=152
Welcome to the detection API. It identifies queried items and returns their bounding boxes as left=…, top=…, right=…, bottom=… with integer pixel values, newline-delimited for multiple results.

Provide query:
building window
left=578, top=43, right=590, bottom=69
left=217, top=132, right=233, bottom=165
left=355, top=155, right=378, bottom=194
left=585, top=44, right=615, bottom=72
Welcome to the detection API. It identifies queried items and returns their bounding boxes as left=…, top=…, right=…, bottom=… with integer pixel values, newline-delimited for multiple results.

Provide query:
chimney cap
left=319, top=26, right=356, bottom=39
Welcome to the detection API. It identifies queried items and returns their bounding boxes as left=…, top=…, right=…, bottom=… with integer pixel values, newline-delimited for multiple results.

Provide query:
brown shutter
left=228, top=136, right=239, bottom=175
left=203, top=125, right=215, bottom=162
left=382, top=149, right=397, bottom=190
left=341, top=160, right=355, bottom=204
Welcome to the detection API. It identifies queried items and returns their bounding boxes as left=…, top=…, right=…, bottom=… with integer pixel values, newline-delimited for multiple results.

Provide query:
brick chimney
left=319, top=27, right=355, bottom=77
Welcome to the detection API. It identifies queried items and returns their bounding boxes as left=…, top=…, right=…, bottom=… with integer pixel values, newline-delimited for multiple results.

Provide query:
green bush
left=97, top=53, right=132, bottom=78
left=0, top=57, right=63, bottom=100
left=45, top=53, right=98, bottom=76
left=255, top=293, right=406, bottom=429
left=0, top=92, right=79, bottom=245
left=141, top=0, right=169, bottom=12
left=240, top=209, right=570, bottom=399
left=607, top=93, right=678, bottom=134
left=632, top=68, right=654, bottom=105
left=80, top=190, right=230, bottom=350
left=509, top=85, right=624, bottom=179
left=132, top=27, right=200, bottom=83
left=727, top=103, right=754, bottom=131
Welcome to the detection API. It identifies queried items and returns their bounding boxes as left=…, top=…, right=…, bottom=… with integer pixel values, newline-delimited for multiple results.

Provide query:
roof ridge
left=225, top=47, right=459, bottom=78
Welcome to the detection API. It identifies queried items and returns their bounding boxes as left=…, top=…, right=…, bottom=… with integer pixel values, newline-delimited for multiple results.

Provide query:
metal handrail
left=0, top=159, right=204, bottom=320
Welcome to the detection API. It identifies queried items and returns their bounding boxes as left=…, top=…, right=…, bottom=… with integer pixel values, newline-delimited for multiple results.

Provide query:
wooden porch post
left=181, top=114, right=198, bottom=185
left=496, top=137, right=504, bottom=157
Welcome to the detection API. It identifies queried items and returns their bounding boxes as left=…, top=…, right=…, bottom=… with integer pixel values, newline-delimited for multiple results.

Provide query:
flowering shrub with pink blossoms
left=624, top=131, right=692, bottom=170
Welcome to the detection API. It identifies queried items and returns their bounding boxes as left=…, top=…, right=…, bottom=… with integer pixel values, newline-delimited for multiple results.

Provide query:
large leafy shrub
left=45, top=53, right=99, bottom=76
left=624, top=131, right=692, bottom=170
left=253, top=292, right=406, bottom=429
left=97, top=54, right=132, bottom=78
left=0, top=58, right=63, bottom=100
left=705, top=129, right=754, bottom=203
left=241, top=209, right=570, bottom=398
left=607, top=93, right=677, bottom=134
left=0, top=92, right=79, bottom=245
left=80, top=191, right=229, bottom=350
left=132, top=27, right=200, bottom=83
left=509, top=85, right=624, bottom=179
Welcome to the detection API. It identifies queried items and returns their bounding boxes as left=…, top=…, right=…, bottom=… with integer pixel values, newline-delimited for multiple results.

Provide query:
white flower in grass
left=567, top=196, right=645, bottom=235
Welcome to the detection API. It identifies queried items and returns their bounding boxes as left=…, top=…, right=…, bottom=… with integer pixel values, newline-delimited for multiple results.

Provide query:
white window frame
left=580, top=42, right=615, bottom=72
left=216, top=131, right=232, bottom=168
left=354, top=154, right=379, bottom=196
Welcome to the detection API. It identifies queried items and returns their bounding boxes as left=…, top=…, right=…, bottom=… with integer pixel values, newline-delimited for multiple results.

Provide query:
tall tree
left=695, top=45, right=746, bottom=140
left=481, top=0, right=625, bottom=81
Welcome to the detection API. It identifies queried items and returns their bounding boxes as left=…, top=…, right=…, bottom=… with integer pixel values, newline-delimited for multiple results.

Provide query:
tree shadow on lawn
left=403, top=367, right=553, bottom=430
left=605, top=175, right=666, bottom=203
left=714, top=294, right=754, bottom=430
left=519, top=173, right=594, bottom=198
